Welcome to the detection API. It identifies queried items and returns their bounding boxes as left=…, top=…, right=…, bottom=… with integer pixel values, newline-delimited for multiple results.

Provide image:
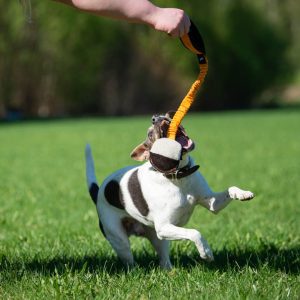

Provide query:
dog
left=85, top=112, right=254, bottom=269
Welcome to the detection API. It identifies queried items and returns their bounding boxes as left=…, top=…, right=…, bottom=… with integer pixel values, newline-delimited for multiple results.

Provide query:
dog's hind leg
left=100, top=212, right=134, bottom=267
left=105, top=227, right=134, bottom=267
left=144, top=227, right=172, bottom=270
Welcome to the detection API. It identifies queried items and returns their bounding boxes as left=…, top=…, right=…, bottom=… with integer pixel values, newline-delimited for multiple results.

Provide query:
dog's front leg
left=155, top=223, right=214, bottom=262
left=201, top=187, right=254, bottom=214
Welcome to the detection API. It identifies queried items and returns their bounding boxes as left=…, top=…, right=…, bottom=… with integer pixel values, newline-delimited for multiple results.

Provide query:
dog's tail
left=85, top=144, right=99, bottom=205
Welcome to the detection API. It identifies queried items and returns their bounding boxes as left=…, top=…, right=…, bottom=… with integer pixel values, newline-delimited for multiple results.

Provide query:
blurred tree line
left=0, top=0, right=299, bottom=119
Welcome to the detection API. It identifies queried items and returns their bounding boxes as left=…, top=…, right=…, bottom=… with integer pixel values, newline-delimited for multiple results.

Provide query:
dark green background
left=1, top=0, right=299, bottom=118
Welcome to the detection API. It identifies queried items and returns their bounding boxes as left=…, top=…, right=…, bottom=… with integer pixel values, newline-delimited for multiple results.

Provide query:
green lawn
left=0, top=110, right=299, bottom=299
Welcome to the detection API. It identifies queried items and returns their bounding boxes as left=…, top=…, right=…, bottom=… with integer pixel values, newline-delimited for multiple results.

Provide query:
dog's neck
left=163, top=154, right=199, bottom=180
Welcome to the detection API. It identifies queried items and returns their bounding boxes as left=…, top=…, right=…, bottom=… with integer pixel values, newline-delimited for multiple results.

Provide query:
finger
left=183, top=16, right=191, bottom=35
left=167, top=31, right=177, bottom=38
left=173, top=20, right=185, bottom=36
left=168, top=27, right=180, bottom=38
left=179, top=27, right=185, bottom=37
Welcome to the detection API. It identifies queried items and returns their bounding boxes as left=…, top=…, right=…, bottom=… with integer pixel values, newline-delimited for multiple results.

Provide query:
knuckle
left=177, top=9, right=185, bottom=17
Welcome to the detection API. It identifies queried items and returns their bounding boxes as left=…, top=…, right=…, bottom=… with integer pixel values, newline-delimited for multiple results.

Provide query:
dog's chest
left=163, top=192, right=196, bottom=226
left=122, top=165, right=197, bottom=226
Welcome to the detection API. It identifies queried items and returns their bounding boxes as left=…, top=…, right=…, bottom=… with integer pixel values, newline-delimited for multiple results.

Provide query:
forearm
left=53, top=0, right=159, bottom=26
left=52, top=0, right=190, bottom=37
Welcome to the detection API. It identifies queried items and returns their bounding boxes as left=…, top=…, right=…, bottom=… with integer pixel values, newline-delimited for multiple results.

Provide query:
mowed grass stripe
left=0, top=110, right=299, bottom=299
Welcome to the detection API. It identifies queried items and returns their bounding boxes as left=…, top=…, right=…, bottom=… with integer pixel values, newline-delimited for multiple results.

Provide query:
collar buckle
left=164, top=161, right=199, bottom=180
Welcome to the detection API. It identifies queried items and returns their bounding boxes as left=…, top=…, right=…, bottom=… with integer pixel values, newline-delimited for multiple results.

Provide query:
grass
left=0, top=109, right=299, bottom=299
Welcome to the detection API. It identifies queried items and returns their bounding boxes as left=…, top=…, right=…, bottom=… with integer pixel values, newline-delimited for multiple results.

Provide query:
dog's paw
left=229, top=186, right=255, bottom=201
left=160, top=260, right=173, bottom=270
left=198, top=238, right=214, bottom=262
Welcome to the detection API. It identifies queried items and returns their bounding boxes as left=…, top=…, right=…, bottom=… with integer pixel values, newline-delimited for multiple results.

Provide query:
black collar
left=163, top=158, right=199, bottom=180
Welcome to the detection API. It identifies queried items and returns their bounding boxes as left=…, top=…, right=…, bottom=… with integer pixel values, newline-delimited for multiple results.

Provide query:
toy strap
left=167, top=21, right=208, bottom=140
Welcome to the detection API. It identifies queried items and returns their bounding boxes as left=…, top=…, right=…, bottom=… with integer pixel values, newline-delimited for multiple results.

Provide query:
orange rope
left=167, top=58, right=208, bottom=140
left=167, top=24, right=208, bottom=140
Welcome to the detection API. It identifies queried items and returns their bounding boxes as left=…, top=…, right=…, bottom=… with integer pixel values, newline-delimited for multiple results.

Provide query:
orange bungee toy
left=149, top=21, right=208, bottom=175
left=168, top=21, right=208, bottom=140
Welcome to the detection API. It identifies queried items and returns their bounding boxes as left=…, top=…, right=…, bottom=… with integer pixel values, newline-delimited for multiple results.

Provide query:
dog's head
left=131, top=112, right=195, bottom=161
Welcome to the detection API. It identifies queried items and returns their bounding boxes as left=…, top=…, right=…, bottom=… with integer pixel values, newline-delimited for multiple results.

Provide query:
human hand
left=151, top=8, right=191, bottom=37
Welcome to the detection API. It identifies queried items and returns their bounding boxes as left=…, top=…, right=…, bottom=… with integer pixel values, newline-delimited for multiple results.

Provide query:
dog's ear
left=130, top=143, right=150, bottom=161
left=166, top=111, right=176, bottom=119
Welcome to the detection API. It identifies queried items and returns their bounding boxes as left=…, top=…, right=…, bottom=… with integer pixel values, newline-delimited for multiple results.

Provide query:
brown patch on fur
left=128, top=169, right=149, bottom=216
left=104, top=180, right=124, bottom=209
left=122, top=217, right=145, bottom=236
left=149, top=152, right=179, bottom=173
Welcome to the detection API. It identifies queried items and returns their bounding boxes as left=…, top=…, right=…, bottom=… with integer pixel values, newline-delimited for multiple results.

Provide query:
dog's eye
left=152, top=115, right=158, bottom=124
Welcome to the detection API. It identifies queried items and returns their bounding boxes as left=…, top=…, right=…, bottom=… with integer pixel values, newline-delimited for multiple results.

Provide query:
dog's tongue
left=176, top=135, right=192, bottom=150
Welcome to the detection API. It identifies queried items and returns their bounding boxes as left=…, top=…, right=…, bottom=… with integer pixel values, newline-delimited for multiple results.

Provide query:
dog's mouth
left=152, top=114, right=195, bottom=153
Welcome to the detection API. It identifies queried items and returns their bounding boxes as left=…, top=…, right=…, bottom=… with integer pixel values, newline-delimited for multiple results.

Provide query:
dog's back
left=85, top=143, right=135, bottom=207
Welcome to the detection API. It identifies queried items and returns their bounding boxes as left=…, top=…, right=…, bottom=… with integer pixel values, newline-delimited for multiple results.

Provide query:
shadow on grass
left=176, top=243, right=300, bottom=274
left=1, top=243, right=299, bottom=277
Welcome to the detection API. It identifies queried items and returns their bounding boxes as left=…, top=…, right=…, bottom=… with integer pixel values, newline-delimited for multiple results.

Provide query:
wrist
left=140, top=4, right=162, bottom=29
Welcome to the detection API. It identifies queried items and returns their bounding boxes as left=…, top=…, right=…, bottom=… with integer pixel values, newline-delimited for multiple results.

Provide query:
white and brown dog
left=85, top=112, right=254, bottom=269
